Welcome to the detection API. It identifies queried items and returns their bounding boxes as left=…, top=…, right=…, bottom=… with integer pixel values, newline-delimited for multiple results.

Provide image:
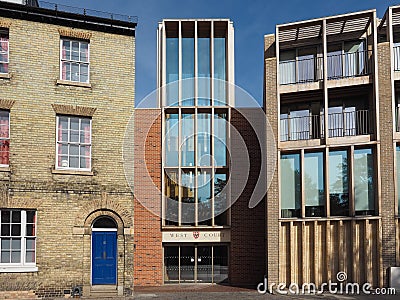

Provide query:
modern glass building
left=157, top=19, right=235, bottom=284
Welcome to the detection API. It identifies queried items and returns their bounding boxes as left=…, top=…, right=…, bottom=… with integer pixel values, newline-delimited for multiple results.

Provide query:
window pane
left=26, top=225, right=35, bottom=237
left=280, top=153, right=301, bottom=218
left=25, top=250, right=35, bottom=263
left=1, top=224, right=9, bottom=236
left=197, top=113, right=211, bottom=166
left=329, top=150, right=349, bottom=216
left=60, top=144, right=68, bottom=155
left=1, top=238, right=10, bottom=249
left=80, top=157, right=90, bottom=169
left=70, top=131, right=79, bottom=143
left=165, top=113, right=179, bottom=167
left=26, top=211, right=35, bottom=224
left=214, top=38, right=226, bottom=105
left=181, top=169, right=195, bottom=225
left=213, top=246, right=228, bottom=283
left=60, top=156, right=69, bottom=168
left=69, top=157, right=79, bottom=168
left=181, top=114, right=195, bottom=167
left=182, top=38, right=195, bottom=106
left=198, top=170, right=212, bottom=225
left=69, top=145, right=79, bottom=156
left=165, top=169, right=179, bottom=225
left=214, top=172, right=228, bottom=226
left=304, top=152, right=325, bottom=217
left=80, top=64, right=88, bottom=83
left=166, top=38, right=179, bottom=106
left=354, top=148, right=375, bottom=215
left=164, top=246, right=179, bottom=283
left=11, top=211, right=21, bottom=223
left=62, top=40, right=70, bottom=59
left=11, top=251, right=20, bottom=263
left=214, top=113, right=227, bottom=167
left=71, top=63, right=79, bottom=81
left=62, top=62, right=71, bottom=81
left=11, top=224, right=21, bottom=236
left=80, top=43, right=89, bottom=62
left=11, top=239, right=20, bottom=250
left=1, top=251, right=10, bottom=263
left=1, top=210, right=10, bottom=223
left=198, top=38, right=211, bottom=106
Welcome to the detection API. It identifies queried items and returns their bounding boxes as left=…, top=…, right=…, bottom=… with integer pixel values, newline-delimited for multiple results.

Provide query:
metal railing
left=279, top=56, right=323, bottom=85
left=280, top=109, right=372, bottom=141
left=327, top=50, right=372, bottom=79
left=394, top=46, right=400, bottom=71
left=279, top=50, right=372, bottom=85
left=280, top=114, right=323, bottom=141
left=29, top=1, right=138, bottom=23
left=328, top=109, right=371, bottom=137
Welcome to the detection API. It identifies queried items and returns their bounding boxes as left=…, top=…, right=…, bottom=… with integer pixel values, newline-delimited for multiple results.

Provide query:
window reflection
left=329, top=150, right=349, bottom=216
left=280, top=153, right=301, bottom=218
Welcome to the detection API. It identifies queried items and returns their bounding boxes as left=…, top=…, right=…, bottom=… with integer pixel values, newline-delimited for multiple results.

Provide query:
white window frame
left=56, top=115, right=92, bottom=171
left=0, top=210, right=38, bottom=273
left=0, top=30, right=9, bottom=74
left=59, top=38, right=90, bottom=83
left=0, top=110, right=10, bottom=167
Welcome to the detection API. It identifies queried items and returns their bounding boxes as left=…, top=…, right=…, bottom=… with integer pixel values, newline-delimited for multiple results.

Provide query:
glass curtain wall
left=163, top=21, right=229, bottom=227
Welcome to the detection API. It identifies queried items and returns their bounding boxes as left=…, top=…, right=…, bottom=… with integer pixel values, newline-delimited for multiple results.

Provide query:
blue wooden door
left=92, top=231, right=117, bottom=285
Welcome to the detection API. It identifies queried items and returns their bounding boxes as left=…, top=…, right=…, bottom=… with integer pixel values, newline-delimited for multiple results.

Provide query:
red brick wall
left=134, top=109, right=163, bottom=286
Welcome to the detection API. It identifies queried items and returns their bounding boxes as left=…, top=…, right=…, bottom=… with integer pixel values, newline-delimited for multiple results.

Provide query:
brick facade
left=0, top=8, right=136, bottom=298
left=133, top=109, right=163, bottom=286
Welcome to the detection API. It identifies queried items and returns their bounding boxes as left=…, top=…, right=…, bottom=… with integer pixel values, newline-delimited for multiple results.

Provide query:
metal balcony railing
left=394, top=46, right=400, bottom=71
left=280, top=114, right=323, bottom=141
left=280, top=109, right=372, bottom=141
left=327, top=50, right=372, bottom=79
left=327, top=109, right=371, bottom=137
left=279, top=56, right=323, bottom=85
left=279, top=50, right=372, bottom=85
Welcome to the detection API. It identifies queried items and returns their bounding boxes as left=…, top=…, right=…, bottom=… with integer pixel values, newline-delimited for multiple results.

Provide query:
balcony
left=327, top=109, right=371, bottom=138
left=279, top=50, right=372, bottom=87
left=327, top=50, right=372, bottom=80
left=280, top=109, right=371, bottom=142
left=394, top=45, right=400, bottom=72
left=279, top=56, right=323, bottom=85
left=280, top=114, right=322, bottom=141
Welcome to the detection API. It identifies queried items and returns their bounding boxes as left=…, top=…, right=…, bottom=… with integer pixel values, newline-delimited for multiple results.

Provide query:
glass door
left=180, top=246, right=195, bottom=282
left=197, top=246, right=212, bottom=283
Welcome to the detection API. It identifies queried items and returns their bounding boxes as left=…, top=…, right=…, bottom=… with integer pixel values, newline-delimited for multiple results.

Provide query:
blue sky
left=52, top=0, right=399, bottom=105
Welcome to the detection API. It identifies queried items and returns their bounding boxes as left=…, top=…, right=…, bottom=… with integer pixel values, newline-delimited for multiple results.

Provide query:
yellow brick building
left=0, top=1, right=136, bottom=298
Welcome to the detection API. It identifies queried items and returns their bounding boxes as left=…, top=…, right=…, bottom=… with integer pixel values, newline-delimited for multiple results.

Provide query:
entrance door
left=197, top=246, right=212, bottom=283
left=180, top=246, right=195, bottom=282
left=92, top=231, right=117, bottom=285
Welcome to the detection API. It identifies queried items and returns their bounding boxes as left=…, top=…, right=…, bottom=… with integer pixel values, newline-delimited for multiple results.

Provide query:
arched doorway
left=91, top=216, right=118, bottom=285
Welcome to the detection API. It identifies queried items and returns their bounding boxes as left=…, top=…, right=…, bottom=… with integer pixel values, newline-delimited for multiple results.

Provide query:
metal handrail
left=327, top=109, right=371, bottom=137
left=327, top=50, right=372, bottom=79
left=279, top=56, right=323, bottom=85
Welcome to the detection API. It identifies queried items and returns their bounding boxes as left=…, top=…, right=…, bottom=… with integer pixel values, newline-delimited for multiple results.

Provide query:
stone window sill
left=0, top=166, right=10, bottom=172
left=0, top=73, right=11, bottom=79
left=0, top=266, right=38, bottom=273
left=52, top=169, right=94, bottom=176
left=56, top=79, right=91, bottom=88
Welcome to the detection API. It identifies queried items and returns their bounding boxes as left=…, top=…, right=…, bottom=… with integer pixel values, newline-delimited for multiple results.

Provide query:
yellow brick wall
left=0, top=15, right=135, bottom=298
